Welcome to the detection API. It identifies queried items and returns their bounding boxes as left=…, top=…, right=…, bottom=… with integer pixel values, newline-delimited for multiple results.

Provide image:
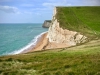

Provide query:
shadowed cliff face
left=46, top=7, right=88, bottom=49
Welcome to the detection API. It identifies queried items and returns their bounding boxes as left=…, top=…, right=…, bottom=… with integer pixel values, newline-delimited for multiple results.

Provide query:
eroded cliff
left=45, top=7, right=88, bottom=49
left=31, top=7, right=89, bottom=51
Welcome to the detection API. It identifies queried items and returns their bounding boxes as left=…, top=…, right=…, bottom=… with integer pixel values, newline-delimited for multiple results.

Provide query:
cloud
left=24, top=11, right=33, bottom=14
left=32, top=8, right=51, bottom=11
left=43, top=0, right=100, bottom=7
left=43, top=3, right=57, bottom=7
left=0, top=5, right=19, bottom=13
left=89, top=0, right=100, bottom=5
left=21, top=4, right=34, bottom=7
left=82, top=0, right=100, bottom=6
left=35, top=13, right=41, bottom=16
left=42, top=0, right=71, bottom=8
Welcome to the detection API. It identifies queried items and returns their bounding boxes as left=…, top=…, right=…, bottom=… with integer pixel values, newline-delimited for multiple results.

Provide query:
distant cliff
left=42, top=20, right=51, bottom=28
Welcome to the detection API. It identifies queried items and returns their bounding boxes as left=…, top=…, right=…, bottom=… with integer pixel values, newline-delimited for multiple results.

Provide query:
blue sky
left=0, top=0, right=100, bottom=23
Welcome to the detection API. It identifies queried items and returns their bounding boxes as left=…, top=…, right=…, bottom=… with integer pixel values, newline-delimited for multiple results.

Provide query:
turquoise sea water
left=0, top=23, right=48, bottom=56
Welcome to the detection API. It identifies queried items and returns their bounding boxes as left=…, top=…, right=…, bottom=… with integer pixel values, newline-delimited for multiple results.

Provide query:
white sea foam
left=9, top=31, right=47, bottom=55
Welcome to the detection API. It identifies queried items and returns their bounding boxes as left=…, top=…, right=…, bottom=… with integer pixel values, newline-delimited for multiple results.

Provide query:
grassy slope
left=0, top=39, right=100, bottom=75
left=0, top=7, right=100, bottom=75
left=56, top=6, right=100, bottom=38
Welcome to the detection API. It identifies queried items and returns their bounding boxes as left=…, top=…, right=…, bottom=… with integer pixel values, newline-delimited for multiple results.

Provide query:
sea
left=0, top=23, right=48, bottom=56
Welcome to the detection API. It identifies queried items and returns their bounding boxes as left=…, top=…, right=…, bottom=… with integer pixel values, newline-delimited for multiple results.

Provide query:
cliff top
left=44, top=20, right=51, bottom=22
left=56, top=6, right=100, bottom=38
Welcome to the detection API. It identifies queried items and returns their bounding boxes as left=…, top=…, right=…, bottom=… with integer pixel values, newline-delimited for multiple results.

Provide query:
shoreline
left=29, top=32, right=48, bottom=52
left=21, top=32, right=48, bottom=53
left=21, top=33, right=71, bottom=54
left=21, top=32, right=71, bottom=54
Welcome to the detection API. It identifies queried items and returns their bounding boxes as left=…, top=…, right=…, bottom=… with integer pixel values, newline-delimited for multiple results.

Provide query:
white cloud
left=43, top=0, right=100, bottom=7
left=35, top=13, right=41, bottom=16
left=43, top=3, right=56, bottom=7
left=0, top=5, right=19, bottom=13
left=24, top=11, right=33, bottom=14
left=83, top=0, right=100, bottom=6
left=42, top=0, right=71, bottom=8
left=21, top=4, right=34, bottom=7
left=32, top=8, right=51, bottom=11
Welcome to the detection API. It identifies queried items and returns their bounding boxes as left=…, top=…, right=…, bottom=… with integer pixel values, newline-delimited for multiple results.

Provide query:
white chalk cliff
left=45, top=7, right=87, bottom=49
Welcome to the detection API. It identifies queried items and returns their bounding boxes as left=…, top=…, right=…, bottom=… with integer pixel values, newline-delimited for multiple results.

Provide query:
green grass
left=56, top=6, right=100, bottom=38
left=0, top=39, right=100, bottom=75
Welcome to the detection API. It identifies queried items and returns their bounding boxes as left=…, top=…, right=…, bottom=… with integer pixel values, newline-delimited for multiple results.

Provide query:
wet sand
left=29, top=32, right=48, bottom=52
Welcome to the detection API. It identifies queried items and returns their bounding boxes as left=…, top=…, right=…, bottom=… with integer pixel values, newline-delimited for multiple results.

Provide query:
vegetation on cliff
left=56, top=6, right=100, bottom=38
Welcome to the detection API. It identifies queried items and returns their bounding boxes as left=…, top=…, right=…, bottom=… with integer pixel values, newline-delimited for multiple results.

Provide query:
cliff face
left=42, top=20, right=51, bottom=28
left=46, top=7, right=87, bottom=49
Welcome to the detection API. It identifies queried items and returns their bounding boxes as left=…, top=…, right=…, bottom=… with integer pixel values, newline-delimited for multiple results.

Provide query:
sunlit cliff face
left=47, top=7, right=87, bottom=49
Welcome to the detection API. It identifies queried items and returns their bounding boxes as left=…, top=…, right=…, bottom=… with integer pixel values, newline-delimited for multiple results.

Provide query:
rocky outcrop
left=47, top=19, right=87, bottom=46
left=45, top=7, right=88, bottom=49
left=42, top=20, right=51, bottom=28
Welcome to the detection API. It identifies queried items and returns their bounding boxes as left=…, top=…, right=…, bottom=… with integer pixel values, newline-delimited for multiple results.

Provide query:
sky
left=0, top=0, right=100, bottom=23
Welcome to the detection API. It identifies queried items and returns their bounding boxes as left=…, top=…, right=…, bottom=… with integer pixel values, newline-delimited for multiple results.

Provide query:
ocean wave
left=9, top=31, right=47, bottom=55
